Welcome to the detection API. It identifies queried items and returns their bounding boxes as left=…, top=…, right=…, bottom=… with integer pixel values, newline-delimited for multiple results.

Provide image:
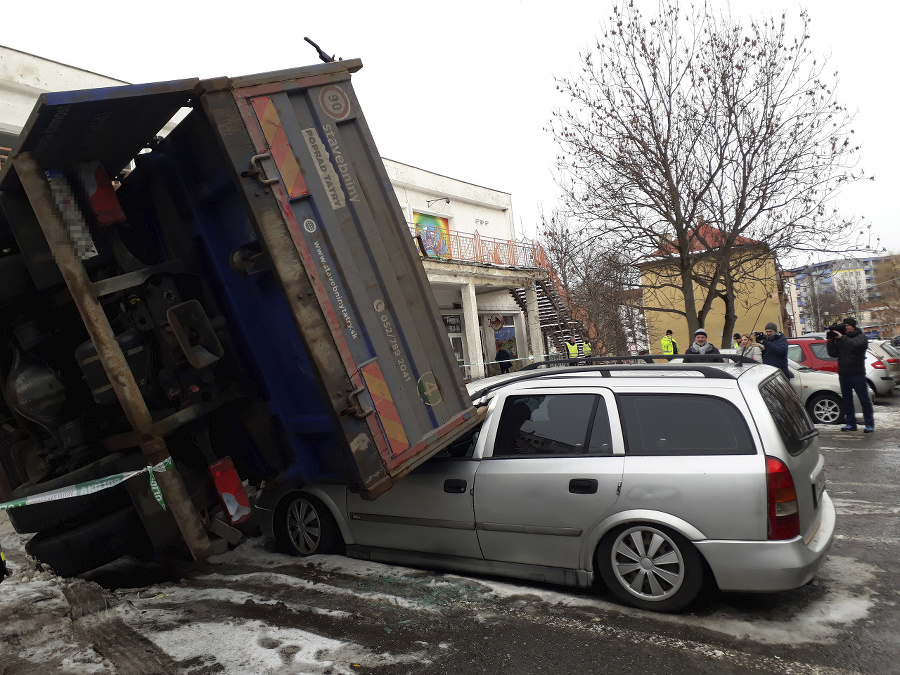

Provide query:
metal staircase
left=509, top=279, right=585, bottom=353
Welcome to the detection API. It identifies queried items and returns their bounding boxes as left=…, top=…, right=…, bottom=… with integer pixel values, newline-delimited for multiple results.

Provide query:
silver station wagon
left=255, top=358, right=835, bottom=612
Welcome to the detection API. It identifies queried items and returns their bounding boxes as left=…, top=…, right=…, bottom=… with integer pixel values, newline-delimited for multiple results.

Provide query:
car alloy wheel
left=808, top=393, right=843, bottom=424
left=598, top=523, right=703, bottom=612
left=274, top=493, right=341, bottom=557
left=610, top=525, right=685, bottom=600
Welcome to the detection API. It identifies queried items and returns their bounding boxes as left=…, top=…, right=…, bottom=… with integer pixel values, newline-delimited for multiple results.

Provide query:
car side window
left=492, top=394, right=606, bottom=457
left=810, top=343, right=837, bottom=361
left=618, top=394, right=755, bottom=456
left=787, top=345, right=804, bottom=362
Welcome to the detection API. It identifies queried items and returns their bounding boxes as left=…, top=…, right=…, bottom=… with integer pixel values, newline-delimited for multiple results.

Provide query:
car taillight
left=872, top=360, right=887, bottom=369
left=887, top=358, right=899, bottom=365
left=766, top=456, right=799, bottom=540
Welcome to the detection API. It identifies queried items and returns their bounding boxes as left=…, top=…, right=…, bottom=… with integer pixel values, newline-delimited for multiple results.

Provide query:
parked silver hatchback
left=256, top=359, right=835, bottom=613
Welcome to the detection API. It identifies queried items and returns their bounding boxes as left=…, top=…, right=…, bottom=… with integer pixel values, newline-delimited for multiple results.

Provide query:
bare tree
left=550, top=1, right=868, bottom=345
left=872, top=253, right=900, bottom=334
left=540, top=210, right=643, bottom=355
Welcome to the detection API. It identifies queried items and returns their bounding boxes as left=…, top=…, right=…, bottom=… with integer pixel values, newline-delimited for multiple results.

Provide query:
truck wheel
left=596, top=523, right=703, bottom=613
left=25, top=506, right=154, bottom=578
left=806, top=393, right=843, bottom=425
left=7, top=452, right=136, bottom=535
left=273, top=493, right=342, bottom=556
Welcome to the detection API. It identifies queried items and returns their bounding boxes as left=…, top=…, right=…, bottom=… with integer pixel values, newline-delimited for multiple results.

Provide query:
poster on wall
left=414, top=212, right=451, bottom=259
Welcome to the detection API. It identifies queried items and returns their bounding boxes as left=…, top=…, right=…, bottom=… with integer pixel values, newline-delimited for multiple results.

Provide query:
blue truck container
left=0, top=59, right=479, bottom=575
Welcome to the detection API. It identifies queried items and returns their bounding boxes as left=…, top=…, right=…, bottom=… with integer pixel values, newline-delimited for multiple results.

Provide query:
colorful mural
left=413, top=212, right=451, bottom=259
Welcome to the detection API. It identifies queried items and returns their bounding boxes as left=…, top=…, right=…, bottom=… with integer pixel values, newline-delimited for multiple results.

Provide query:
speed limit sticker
left=319, top=85, right=351, bottom=121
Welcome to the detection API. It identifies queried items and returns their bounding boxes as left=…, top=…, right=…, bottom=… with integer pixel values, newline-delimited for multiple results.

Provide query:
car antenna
left=304, top=37, right=340, bottom=63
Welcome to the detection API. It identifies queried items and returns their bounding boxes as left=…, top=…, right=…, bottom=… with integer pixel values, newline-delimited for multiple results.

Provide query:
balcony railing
left=409, top=224, right=553, bottom=273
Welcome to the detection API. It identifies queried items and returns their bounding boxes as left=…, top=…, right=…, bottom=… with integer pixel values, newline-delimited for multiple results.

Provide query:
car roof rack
left=468, top=354, right=757, bottom=401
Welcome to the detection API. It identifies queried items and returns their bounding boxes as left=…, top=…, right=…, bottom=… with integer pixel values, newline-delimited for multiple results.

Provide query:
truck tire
left=7, top=452, right=137, bottom=535
left=273, top=492, right=343, bottom=556
left=25, top=506, right=155, bottom=578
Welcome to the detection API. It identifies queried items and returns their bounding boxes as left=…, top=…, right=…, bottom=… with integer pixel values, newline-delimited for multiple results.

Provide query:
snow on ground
left=0, top=498, right=884, bottom=672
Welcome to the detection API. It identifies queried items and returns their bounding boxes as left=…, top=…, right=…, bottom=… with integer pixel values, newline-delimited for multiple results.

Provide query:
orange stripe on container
left=250, top=97, right=308, bottom=199
left=362, top=365, right=409, bottom=452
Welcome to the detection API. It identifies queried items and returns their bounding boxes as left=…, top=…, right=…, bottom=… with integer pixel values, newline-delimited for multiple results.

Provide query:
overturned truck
left=0, top=59, right=479, bottom=576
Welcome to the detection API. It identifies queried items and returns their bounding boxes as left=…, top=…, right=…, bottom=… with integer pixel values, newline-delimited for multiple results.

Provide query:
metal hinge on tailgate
left=241, top=153, right=279, bottom=186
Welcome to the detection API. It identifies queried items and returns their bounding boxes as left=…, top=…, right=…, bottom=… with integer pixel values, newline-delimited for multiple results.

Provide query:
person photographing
left=826, top=317, right=874, bottom=433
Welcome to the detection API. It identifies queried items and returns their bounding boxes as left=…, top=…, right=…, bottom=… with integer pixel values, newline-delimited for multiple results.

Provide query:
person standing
left=733, top=333, right=742, bottom=349
left=661, top=330, right=679, bottom=357
left=827, top=317, right=874, bottom=432
left=684, top=329, right=723, bottom=362
left=738, top=334, right=763, bottom=362
left=760, top=322, right=790, bottom=378
left=583, top=342, right=592, bottom=358
left=495, top=347, right=512, bottom=374
left=565, top=337, right=579, bottom=362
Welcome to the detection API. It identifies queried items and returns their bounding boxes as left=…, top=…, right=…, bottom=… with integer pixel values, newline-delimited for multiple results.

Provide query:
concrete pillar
left=525, top=281, right=543, bottom=361
left=512, top=312, right=527, bottom=367
left=461, top=280, right=484, bottom=380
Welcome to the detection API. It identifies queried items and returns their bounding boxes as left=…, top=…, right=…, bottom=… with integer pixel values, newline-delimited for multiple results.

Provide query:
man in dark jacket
left=684, top=329, right=723, bottom=362
left=760, top=322, right=790, bottom=378
left=827, top=317, right=874, bottom=432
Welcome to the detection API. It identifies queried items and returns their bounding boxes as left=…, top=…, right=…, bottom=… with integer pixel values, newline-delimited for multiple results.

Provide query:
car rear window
left=618, top=394, right=755, bottom=456
left=759, top=375, right=817, bottom=456
left=787, top=345, right=805, bottom=362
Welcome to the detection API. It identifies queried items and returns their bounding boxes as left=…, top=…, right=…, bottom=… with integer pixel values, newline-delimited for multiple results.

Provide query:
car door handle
left=569, top=479, right=598, bottom=494
left=444, top=479, right=467, bottom=494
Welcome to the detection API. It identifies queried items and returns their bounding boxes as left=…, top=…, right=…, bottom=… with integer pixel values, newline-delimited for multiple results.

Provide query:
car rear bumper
left=694, top=492, right=836, bottom=592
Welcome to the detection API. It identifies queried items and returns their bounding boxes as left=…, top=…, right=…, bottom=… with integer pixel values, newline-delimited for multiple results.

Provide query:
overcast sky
left=4, top=1, right=897, bottom=257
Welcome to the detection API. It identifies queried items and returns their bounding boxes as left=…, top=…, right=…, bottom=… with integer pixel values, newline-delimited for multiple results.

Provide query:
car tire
left=25, top=506, right=155, bottom=578
left=806, top=393, right=844, bottom=425
left=597, top=523, right=703, bottom=613
left=8, top=452, right=137, bottom=535
left=273, top=492, right=343, bottom=556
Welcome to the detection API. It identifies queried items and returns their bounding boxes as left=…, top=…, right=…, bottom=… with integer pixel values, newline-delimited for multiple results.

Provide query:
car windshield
left=787, top=358, right=814, bottom=372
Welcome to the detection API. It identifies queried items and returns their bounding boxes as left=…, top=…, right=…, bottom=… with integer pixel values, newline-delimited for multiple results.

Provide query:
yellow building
left=640, top=225, right=784, bottom=352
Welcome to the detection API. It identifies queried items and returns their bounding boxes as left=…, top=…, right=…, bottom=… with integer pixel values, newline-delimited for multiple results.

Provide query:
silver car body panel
left=256, top=363, right=835, bottom=600
left=696, top=491, right=836, bottom=591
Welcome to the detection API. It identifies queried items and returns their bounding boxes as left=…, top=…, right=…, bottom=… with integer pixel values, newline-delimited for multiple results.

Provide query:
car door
left=809, top=341, right=838, bottom=372
left=473, top=388, right=624, bottom=569
left=345, top=424, right=483, bottom=558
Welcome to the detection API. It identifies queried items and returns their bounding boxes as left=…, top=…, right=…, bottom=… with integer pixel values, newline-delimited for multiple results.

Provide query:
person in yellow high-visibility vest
left=583, top=342, right=592, bottom=358
left=661, top=329, right=679, bottom=356
left=565, top=337, right=579, bottom=360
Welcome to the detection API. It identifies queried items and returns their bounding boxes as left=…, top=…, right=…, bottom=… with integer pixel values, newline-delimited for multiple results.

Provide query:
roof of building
left=646, top=223, right=762, bottom=259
